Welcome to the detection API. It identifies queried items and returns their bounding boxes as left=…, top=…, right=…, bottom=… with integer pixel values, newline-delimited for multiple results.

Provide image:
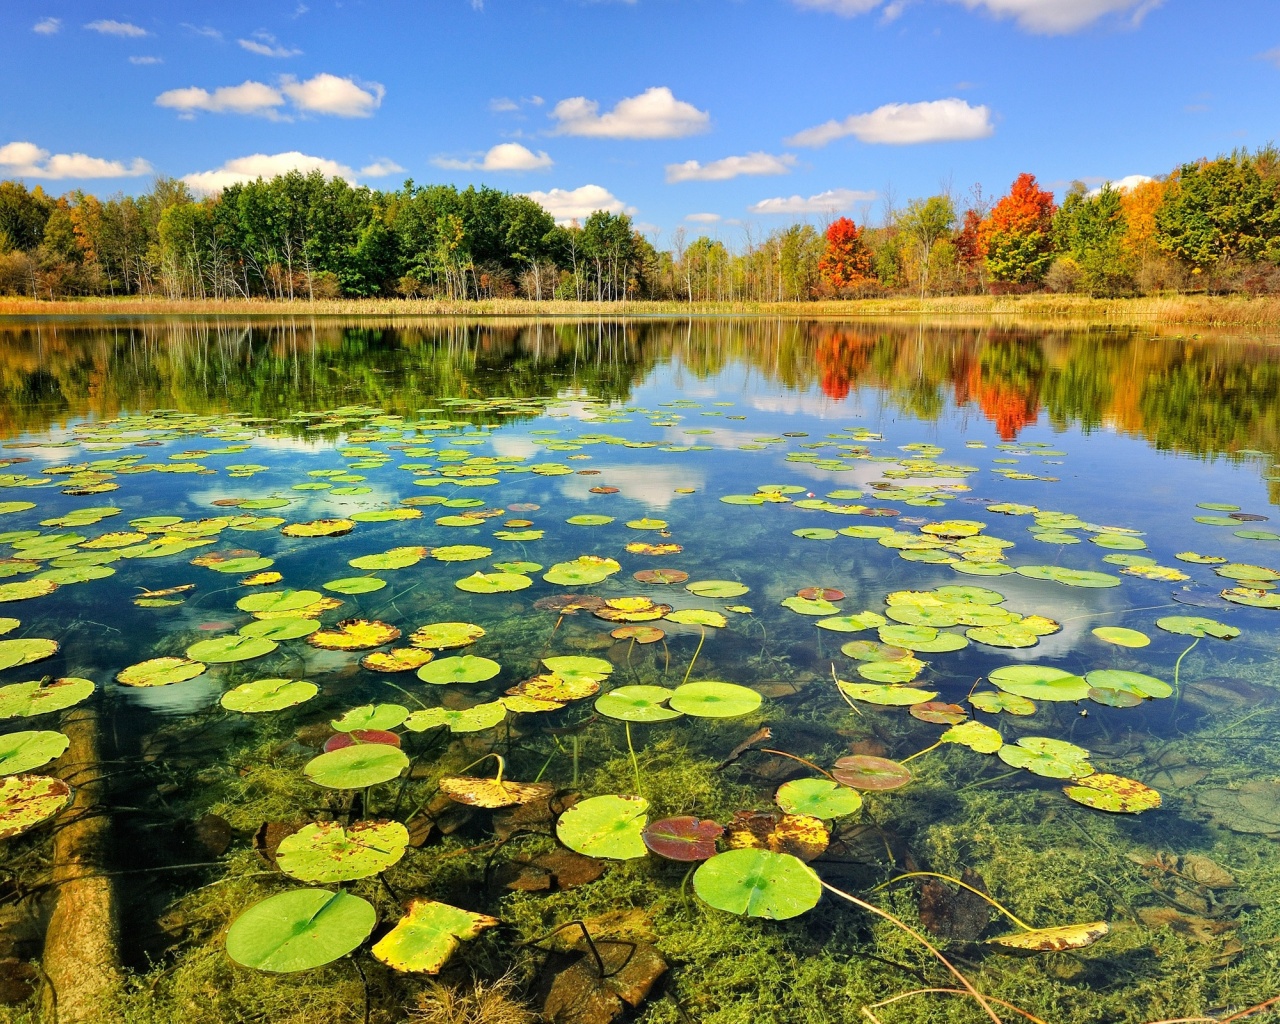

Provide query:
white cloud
left=238, top=32, right=302, bottom=57
left=686, top=213, right=722, bottom=223
left=434, top=143, right=554, bottom=172
left=156, top=81, right=285, bottom=117
left=183, top=23, right=223, bottom=40
left=1263, top=46, right=1280, bottom=69
left=182, top=152, right=357, bottom=193
left=522, top=184, right=633, bottom=224
left=33, top=17, right=60, bottom=34
left=490, top=97, right=520, bottom=113
left=748, top=188, right=877, bottom=215
left=950, top=0, right=1163, bottom=33
left=84, top=19, right=148, bottom=37
left=550, top=86, right=709, bottom=139
left=792, top=0, right=882, bottom=13
left=359, top=159, right=406, bottom=177
left=0, top=141, right=152, bottom=180
left=280, top=73, right=383, bottom=117
left=666, top=152, right=796, bottom=184
left=1088, top=174, right=1155, bottom=196
left=788, top=98, right=993, bottom=146
left=129, top=55, right=163, bottom=65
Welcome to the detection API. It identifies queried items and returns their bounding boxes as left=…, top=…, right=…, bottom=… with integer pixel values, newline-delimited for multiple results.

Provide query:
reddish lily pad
left=642, top=816, right=724, bottom=861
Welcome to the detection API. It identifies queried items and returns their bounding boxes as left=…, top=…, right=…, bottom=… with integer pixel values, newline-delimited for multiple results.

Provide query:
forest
left=0, top=145, right=1278, bottom=303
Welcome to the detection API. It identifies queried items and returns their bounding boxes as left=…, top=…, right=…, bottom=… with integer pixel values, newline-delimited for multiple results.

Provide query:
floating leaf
left=1064, top=774, right=1161, bottom=814
left=236, top=589, right=322, bottom=614
left=410, top=621, right=485, bottom=650
left=431, top=544, right=492, bottom=563
left=595, top=685, right=681, bottom=723
left=417, top=656, right=500, bottom=685
left=556, top=794, right=648, bottom=860
left=281, top=519, right=356, bottom=538
left=0, top=774, right=72, bottom=840
left=988, top=922, right=1109, bottom=954
left=438, top=776, right=554, bottom=809
left=226, top=888, right=376, bottom=972
left=0, top=637, right=58, bottom=671
left=726, top=809, right=828, bottom=861
left=969, top=691, right=1036, bottom=716
left=967, top=624, right=1040, bottom=649
left=1092, top=626, right=1150, bottom=648
left=998, top=737, right=1093, bottom=780
left=816, top=612, right=887, bottom=633
left=276, top=821, right=410, bottom=882
left=830, top=756, right=912, bottom=791
left=0, top=579, right=58, bottom=603
left=309, top=619, right=400, bottom=652
left=323, top=577, right=386, bottom=595
left=239, top=617, right=319, bottom=641
left=566, top=514, right=614, bottom=526
left=350, top=547, right=425, bottom=571
left=781, top=596, right=839, bottom=616
left=1220, top=588, right=1280, bottom=609
left=941, top=720, right=1003, bottom=754
left=0, top=677, right=94, bottom=719
left=543, top=555, right=621, bottom=586
left=855, top=658, right=927, bottom=684
left=775, top=778, right=862, bottom=819
left=187, top=634, right=278, bottom=664
left=361, top=648, right=433, bottom=673
left=0, top=730, right=69, bottom=776
left=332, top=704, right=409, bottom=732
left=693, top=849, right=821, bottom=920
left=664, top=608, right=727, bottom=628
left=542, top=655, right=614, bottom=682
left=221, top=677, right=318, bottom=713
left=455, top=571, right=531, bottom=594
left=687, top=580, right=749, bottom=599
left=989, top=665, right=1089, bottom=702
left=633, top=568, right=689, bottom=585
left=910, top=701, right=968, bottom=724
left=642, top=816, right=724, bottom=861
left=404, top=702, right=507, bottom=734
left=669, top=681, right=761, bottom=719
left=1084, top=669, right=1172, bottom=701
left=1155, top=616, right=1240, bottom=640
left=304, top=744, right=410, bottom=788
left=611, top=625, right=665, bottom=644
left=372, top=899, right=499, bottom=975
left=116, top=656, right=206, bottom=687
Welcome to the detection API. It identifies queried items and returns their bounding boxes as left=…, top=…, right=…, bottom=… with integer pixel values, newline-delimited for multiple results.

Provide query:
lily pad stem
left=760, top=748, right=836, bottom=782
left=871, top=871, right=1035, bottom=931
left=1172, top=636, right=1199, bottom=712
left=681, top=626, right=706, bottom=686
left=901, top=741, right=942, bottom=765
left=625, top=722, right=642, bottom=795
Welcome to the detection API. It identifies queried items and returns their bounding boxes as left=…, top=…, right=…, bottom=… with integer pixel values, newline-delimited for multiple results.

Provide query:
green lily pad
left=856, top=658, right=926, bottom=684
left=969, top=691, right=1036, bottom=716
left=0, top=730, right=69, bottom=776
left=998, top=737, right=1093, bottom=779
left=1084, top=669, right=1172, bottom=700
left=410, top=622, right=485, bottom=650
left=404, top=702, right=508, bottom=733
left=838, top=680, right=937, bottom=705
left=941, top=720, right=1004, bottom=754
left=455, top=571, right=532, bottom=594
left=543, top=556, right=621, bottom=586
left=350, top=548, right=424, bottom=571
left=323, top=577, right=387, bottom=595
left=0, top=774, right=72, bottom=840
left=792, top=528, right=837, bottom=540
left=566, top=515, right=615, bottom=526
left=0, top=677, right=94, bottom=719
left=116, top=657, right=206, bottom=687
left=885, top=604, right=961, bottom=628
left=595, top=685, right=682, bottom=722
left=1155, top=616, right=1240, bottom=640
left=878, top=625, right=967, bottom=653
left=775, top=778, right=862, bottom=819
left=556, top=794, right=648, bottom=860
left=1092, top=626, right=1150, bottom=648
left=781, top=596, right=840, bottom=616
left=816, top=612, right=887, bottom=633
left=1220, top=588, right=1280, bottom=609
left=239, top=617, right=320, bottom=641
left=687, top=580, right=750, bottom=599
left=430, top=545, right=493, bottom=563
left=226, top=888, right=376, bottom=973
left=1063, top=774, right=1161, bottom=814
left=0, top=579, right=58, bottom=603
left=669, top=681, right=762, bottom=719
left=542, top=655, right=614, bottom=682
left=304, top=744, right=410, bottom=788
left=626, top=518, right=668, bottom=531
left=235, top=590, right=322, bottom=614
left=221, top=677, right=318, bottom=713
left=276, top=820, right=410, bottom=882
left=207, top=556, right=275, bottom=574
left=966, top=624, right=1040, bottom=649
left=664, top=609, right=727, bottom=628
left=693, top=849, right=821, bottom=920
left=332, top=704, right=410, bottom=732
left=186, top=635, right=278, bottom=664
left=417, top=656, right=500, bottom=685
left=372, top=899, right=500, bottom=974
left=989, top=665, right=1089, bottom=702
left=0, top=637, right=59, bottom=672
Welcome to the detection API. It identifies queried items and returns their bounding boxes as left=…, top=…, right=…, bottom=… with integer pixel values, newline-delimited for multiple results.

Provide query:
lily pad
left=687, top=580, right=749, bottom=599
left=455, top=571, right=532, bottom=594
left=239, top=617, right=320, bottom=641
left=236, top=589, right=322, bottom=614
left=816, top=612, right=887, bottom=633
left=404, top=702, right=508, bottom=733
left=989, top=665, right=1089, bottom=702
left=1155, top=616, right=1240, bottom=640
left=669, top=681, right=761, bottom=719
left=0, top=774, right=72, bottom=840
left=0, top=637, right=59, bottom=672
left=0, top=677, right=94, bottom=719
left=830, top=756, right=912, bottom=791
left=775, top=778, right=862, bottom=819
left=1063, top=774, right=1161, bottom=814
left=988, top=922, right=1109, bottom=954
left=693, top=849, right=821, bottom=920
left=1092, top=626, right=1150, bottom=648
left=361, top=648, right=434, bottom=673
left=116, top=657, right=206, bottom=687
left=0, top=580, right=58, bottom=603
left=309, top=619, right=400, bottom=651
left=1084, top=669, right=1172, bottom=701
left=323, top=577, right=387, bottom=595
left=430, top=545, right=492, bottom=563
left=410, top=621, right=485, bottom=650
left=0, top=730, right=69, bottom=775
left=556, top=794, right=648, bottom=860
left=781, top=596, right=840, bottom=616
left=226, top=888, right=376, bottom=972
left=595, top=685, right=681, bottom=723
left=332, top=704, right=410, bottom=732
left=998, top=737, right=1093, bottom=779
left=543, top=556, right=621, bottom=586
left=664, top=609, right=727, bottom=628
left=281, top=519, right=356, bottom=538
left=642, top=816, right=724, bottom=861
left=186, top=634, right=278, bottom=664
left=969, top=691, right=1036, bottom=716
left=221, top=677, right=318, bottom=713
left=439, top=776, right=554, bottom=808
left=417, top=656, right=500, bottom=685
left=276, top=820, right=410, bottom=882
left=372, top=900, right=500, bottom=974
left=941, top=720, right=1004, bottom=754
left=304, top=743, right=410, bottom=789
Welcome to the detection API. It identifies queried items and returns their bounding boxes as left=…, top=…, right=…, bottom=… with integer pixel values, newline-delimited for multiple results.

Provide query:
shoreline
left=1, top=294, right=1279, bottom=330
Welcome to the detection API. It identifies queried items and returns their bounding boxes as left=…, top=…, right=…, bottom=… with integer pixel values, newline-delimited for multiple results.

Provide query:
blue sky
left=2, top=0, right=1277, bottom=239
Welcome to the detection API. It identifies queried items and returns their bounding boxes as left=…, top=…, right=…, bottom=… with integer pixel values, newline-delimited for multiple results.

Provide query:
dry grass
left=2, top=293, right=1280, bottom=327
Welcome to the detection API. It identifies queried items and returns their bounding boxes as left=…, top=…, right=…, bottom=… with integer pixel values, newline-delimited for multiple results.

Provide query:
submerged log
left=43, top=707, right=122, bottom=1023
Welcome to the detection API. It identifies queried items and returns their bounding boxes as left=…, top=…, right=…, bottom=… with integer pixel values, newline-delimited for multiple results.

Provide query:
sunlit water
left=1, top=317, right=1279, bottom=1022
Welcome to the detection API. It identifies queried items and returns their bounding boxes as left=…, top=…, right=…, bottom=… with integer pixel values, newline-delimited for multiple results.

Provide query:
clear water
left=1, top=317, right=1279, bottom=1024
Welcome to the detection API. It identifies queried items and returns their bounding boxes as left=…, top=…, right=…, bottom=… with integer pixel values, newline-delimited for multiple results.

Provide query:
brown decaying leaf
left=988, top=921, right=1109, bottom=954
left=918, top=868, right=991, bottom=941
left=725, top=809, right=829, bottom=862
left=438, top=776, right=555, bottom=809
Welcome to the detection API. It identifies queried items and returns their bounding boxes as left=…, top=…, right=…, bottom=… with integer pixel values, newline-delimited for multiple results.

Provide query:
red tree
left=979, top=173, right=1058, bottom=284
left=818, top=217, right=873, bottom=290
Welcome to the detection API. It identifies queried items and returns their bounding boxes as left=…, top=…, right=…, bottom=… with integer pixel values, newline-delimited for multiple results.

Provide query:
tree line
left=1, top=144, right=1277, bottom=302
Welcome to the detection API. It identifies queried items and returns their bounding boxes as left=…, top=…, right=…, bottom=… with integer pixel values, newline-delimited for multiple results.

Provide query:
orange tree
left=980, top=173, right=1057, bottom=285
left=818, top=217, right=873, bottom=291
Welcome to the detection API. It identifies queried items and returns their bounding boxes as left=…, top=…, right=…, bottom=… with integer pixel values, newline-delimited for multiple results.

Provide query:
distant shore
left=2, top=294, right=1279, bottom=329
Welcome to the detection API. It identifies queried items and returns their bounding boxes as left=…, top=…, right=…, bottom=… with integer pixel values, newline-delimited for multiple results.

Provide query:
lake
left=0, top=316, right=1278, bottom=1024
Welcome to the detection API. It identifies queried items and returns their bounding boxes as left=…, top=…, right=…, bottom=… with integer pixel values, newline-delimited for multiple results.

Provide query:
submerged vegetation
left=0, top=318, right=1278, bottom=1022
